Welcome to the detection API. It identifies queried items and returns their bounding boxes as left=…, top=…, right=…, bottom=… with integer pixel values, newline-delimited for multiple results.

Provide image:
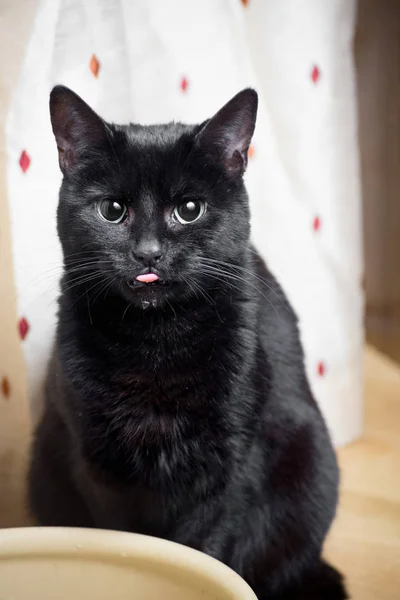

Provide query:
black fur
left=29, top=86, right=347, bottom=599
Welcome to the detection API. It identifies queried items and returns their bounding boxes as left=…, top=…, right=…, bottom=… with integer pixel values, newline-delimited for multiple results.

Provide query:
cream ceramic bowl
left=0, top=527, right=257, bottom=600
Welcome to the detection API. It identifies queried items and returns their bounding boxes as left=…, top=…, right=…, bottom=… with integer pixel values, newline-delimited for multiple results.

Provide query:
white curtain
left=5, top=0, right=363, bottom=446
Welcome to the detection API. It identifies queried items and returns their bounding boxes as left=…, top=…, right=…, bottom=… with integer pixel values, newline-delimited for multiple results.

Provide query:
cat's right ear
left=195, top=88, right=258, bottom=178
left=49, top=85, right=106, bottom=174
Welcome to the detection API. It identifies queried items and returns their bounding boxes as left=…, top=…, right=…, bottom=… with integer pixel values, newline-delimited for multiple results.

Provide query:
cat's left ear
left=49, top=85, right=107, bottom=174
left=195, top=88, right=258, bottom=177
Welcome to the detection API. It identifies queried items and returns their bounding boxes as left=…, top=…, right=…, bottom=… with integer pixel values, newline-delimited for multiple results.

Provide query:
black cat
left=29, top=85, right=347, bottom=599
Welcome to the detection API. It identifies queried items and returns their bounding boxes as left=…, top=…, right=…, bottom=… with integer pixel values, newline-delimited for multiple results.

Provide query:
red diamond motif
left=18, top=317, right=29, bottom=340
left=180, top=76, right=189, bottom=92
left=90, top=54, right=100, bottom=77
left=241, top=0, right=250, bottom=5
left=313, top=216, right=321, bottom=232
left=311, top=65, right=320, bottom=84
left=19, top=150, right=30, bottom=173
left=248, top=144, right=255, bottom=160
left=317, top=361, right=326, bottom=377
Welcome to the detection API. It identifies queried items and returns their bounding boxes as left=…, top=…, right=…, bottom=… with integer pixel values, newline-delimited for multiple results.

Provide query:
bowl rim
left=0, top=527, right=257, bottom=599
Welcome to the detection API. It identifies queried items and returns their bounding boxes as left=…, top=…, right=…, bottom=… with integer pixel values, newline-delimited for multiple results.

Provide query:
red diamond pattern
left=317, top=361, right=325, bottom=377
left=18, top=317, right=29, bottom=341
left=311, top=65, right=320, bottom=84
left=180, top=76, right=189, bottom=92
left=90, top=54, right=100, bottom=78
left=19, top=150, right=30, bottom=173
left=313, top=216, right=321, bottom=232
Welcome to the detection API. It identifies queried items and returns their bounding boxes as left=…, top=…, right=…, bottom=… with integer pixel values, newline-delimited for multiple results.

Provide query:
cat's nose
left=133, top=239, right=164, bottom=267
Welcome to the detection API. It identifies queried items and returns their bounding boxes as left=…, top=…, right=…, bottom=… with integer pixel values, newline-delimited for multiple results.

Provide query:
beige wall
left=0, top=0, right=38, bottom=526
left=356, top=0, right=400, bottom=362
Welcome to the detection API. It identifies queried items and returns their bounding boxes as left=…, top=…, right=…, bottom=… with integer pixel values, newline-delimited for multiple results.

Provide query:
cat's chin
left=122, top=278, right=178, bottom=309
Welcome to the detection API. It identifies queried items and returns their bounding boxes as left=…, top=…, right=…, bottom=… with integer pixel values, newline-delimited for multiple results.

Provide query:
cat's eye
left=97, top=200, right=127, bottom=223
left=173, top=200, right=206, bottom=225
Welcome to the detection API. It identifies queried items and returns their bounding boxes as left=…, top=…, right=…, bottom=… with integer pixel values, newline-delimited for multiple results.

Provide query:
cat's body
left=29, top=86, right=347, bottom=599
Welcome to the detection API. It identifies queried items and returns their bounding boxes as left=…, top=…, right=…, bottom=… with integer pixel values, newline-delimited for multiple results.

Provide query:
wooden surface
left=326, top=346, right=400, bottom=599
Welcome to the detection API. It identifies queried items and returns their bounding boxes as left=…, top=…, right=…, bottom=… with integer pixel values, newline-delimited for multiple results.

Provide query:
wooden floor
left=326, top=347, right=400, bottom=599
left=0, top=346, right=399, bottom=598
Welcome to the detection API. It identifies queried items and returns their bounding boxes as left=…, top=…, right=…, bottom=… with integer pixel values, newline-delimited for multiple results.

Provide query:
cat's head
left=50, top=85, right=258, bottom=308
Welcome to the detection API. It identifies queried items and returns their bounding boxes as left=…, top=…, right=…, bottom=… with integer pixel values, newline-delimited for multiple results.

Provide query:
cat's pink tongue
left=136, top=273, right=159, bottom=283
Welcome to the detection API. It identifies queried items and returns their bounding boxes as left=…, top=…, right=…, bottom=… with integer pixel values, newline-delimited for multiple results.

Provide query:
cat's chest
left=80, top=406, right=225, bottom=494
left=75, top=364, right=226, bottom=487
left=63, top=320, right=232, bottom=485
left=74, top=327, right=228, bottom=409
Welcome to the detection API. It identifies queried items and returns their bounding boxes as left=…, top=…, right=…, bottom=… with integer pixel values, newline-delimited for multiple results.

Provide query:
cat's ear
left=49, top=85, right=106, bottom=174
left=195, top=88, right=258, bottom=177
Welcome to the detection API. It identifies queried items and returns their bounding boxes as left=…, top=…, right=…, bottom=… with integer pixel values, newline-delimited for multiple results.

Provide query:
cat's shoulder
left=250, top=248, right=303, bottom=361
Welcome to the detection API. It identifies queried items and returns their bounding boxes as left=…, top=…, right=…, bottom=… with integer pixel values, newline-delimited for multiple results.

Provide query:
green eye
left=173, top=200, right=206, bottom=224
left=97, top=200, right=127, bottom=223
